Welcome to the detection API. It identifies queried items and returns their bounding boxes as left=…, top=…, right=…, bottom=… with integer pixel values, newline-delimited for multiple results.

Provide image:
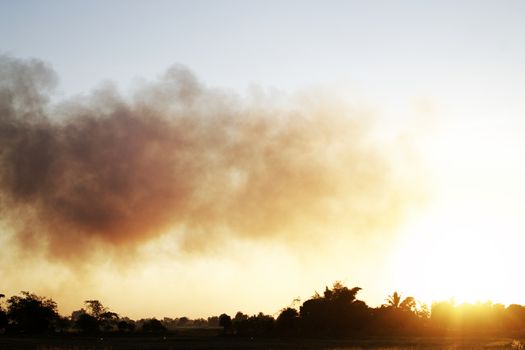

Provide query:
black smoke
left=0, top=56, right=420, bottom=263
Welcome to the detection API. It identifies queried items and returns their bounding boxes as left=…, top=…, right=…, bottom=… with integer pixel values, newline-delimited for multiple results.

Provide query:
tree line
left=2, top=283, right=525, bottom=337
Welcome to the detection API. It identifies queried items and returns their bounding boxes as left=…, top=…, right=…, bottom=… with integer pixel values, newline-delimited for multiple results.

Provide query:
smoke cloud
left=0, top=56, right=421, bottom=263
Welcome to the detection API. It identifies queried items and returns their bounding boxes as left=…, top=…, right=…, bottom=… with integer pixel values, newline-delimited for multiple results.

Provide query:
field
left=0, top=335, right=523, bottom=350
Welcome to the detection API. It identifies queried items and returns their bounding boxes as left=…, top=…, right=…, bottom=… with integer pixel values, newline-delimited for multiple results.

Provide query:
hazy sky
left=1, top=0, right=525, bottom=319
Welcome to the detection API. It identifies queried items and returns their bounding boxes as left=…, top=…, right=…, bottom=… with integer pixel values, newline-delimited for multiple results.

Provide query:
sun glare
left=392, top=204, right=520, bottom=306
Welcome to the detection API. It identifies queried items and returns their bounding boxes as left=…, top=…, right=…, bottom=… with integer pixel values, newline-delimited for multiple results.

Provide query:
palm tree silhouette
left=385, top=291, right=402, bottom=308
left=385, top=292, right=416, bottom=311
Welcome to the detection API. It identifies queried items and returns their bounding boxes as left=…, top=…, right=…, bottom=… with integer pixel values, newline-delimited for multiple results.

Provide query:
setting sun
left=2, top=2, right=525, bottom=348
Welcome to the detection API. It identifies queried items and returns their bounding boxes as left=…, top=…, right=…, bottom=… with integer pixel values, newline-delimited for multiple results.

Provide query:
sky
left=1, top=0, right=525, bottom=319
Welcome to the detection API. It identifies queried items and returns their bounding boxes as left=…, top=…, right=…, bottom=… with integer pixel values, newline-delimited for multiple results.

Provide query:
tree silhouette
left=6, top=291, right=59, bottom=334
left=117, top=319, right=136, bottom=332
left=99, top=311, right=119, bottom=332
left=75, top=313, right=99, bottom=334
left=0, top=310, right=7, bottom=332
left=385, top=291, right=402, bottom=308
left=74, top=300, right=118, bottom=333
left=384, top=291, right=416, bottom=312
left=141, top=318, right=166, bottom=332
left=400, top=297, right=416, bottom=312
left=231, top=312, right=275, bottom=336
left=218, top=313, right=233, bottom=334
left=505, top=304, right=525, bottom=331
left=84, top=300, right=107, bottom=319
left=0, top=294, right=8, bottom=333
left=0, top=294, right=7, bottom=332
left=5, top=283, right=525, bottom=337
left=276, top=307, right=299, bottom=335
left=207, top=316, right=219, bottom=327
left=300, top=282, right=369, bottom=335
left=372, top=291, right=421, bottom=334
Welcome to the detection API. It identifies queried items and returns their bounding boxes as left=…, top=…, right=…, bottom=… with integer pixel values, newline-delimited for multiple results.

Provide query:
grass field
left=0, top=335, right=523, bottom=350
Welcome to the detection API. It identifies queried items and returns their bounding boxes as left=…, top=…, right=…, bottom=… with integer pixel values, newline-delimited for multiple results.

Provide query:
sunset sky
left=1, top=0, right=525, bottom=319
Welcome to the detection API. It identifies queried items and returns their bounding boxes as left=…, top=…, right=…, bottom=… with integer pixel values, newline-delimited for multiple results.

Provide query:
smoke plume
left=0, top=56, right=421, bottom=262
